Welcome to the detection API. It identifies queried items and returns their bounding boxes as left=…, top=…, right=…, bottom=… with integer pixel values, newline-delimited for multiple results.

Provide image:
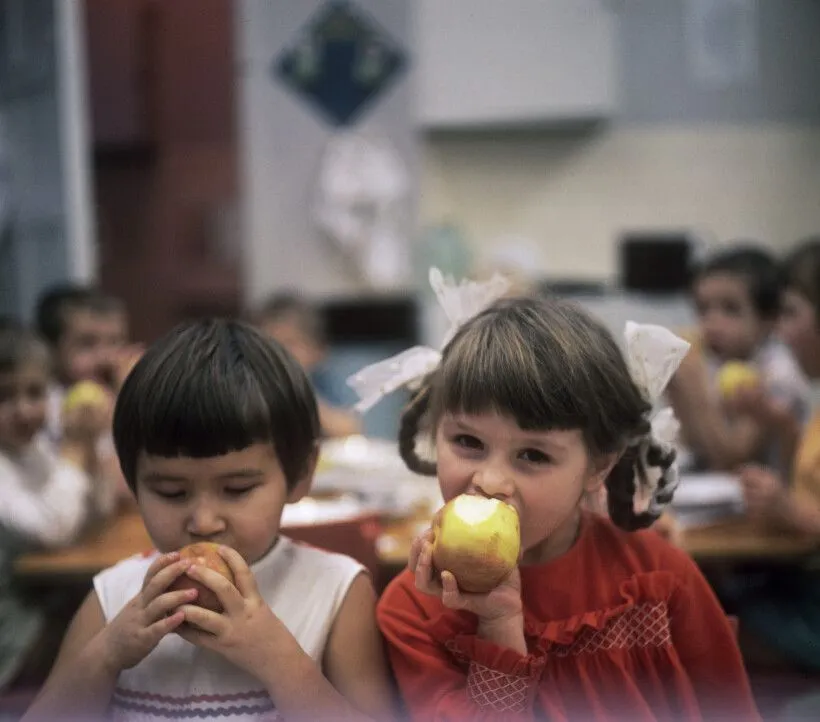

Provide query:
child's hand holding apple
left=168, top=542, right=237, bottom=612
left=410, top=495, right=527, bottom=654
left=172, top=545, right=304, bottom=680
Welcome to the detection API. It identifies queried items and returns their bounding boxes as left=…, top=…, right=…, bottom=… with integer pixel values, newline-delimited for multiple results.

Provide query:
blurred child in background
left=0, top=325, right=111, bottom=691
left=35, top=284, right=140, bottom=507
left=34, top=285, right=133, bottom=440
left=667, top=245, right=809, bottom=475
left=733, top=237, right=820, bottom=677
left=252, top=293, right=361, bottom=438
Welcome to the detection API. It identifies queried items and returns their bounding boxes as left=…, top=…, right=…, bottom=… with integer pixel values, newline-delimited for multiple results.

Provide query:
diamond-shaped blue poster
left=273, top=1, right=407, bottom=127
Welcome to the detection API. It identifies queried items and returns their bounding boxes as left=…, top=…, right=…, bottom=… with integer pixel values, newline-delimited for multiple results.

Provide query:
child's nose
left=187, top=502, right=226, bottom=538
left=472, top=463, right=515, bottom=500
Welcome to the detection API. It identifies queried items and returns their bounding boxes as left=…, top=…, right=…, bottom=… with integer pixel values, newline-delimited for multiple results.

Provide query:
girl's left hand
left=176, top=546, right=289, bottom=677
left=409, top=529, right=523, bottom=625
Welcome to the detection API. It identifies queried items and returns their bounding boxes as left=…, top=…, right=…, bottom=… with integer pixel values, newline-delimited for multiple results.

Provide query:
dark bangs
left=430, top=297, right=650, bottom=454
left=0, top=326, right=50, bottom=374
left=114, top=320, right=319, bottom=490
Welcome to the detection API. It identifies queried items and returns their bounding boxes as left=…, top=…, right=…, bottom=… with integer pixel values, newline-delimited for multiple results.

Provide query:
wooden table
left=14, top=508, right=817, bottom=580
left=376, top=516, right=818, bottom=567
left=15, top=510, right=153, bottom=579
left=682, top=518, right=817, bottom=561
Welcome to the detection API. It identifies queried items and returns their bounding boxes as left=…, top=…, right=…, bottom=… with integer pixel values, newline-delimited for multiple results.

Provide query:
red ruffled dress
left=378, top=512, right=760, bottom=721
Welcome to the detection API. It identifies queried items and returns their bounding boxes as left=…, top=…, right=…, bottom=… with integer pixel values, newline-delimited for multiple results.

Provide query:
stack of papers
left=671, top=473, right=745, bottom=529
left=673, top=473, right=744, bottom=507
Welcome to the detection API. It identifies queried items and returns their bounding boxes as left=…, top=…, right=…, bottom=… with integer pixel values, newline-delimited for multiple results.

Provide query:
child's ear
left=584, top=451, right=621, bottom=494
left=286, top=443, right=319, bottom=503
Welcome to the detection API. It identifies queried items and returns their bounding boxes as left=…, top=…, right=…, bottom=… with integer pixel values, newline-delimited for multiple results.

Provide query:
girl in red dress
left=367, top=292, right=759, bottom=721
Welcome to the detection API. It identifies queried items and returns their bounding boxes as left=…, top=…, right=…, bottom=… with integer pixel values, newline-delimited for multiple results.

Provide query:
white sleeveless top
left=94, top=537, right=364, bottom=721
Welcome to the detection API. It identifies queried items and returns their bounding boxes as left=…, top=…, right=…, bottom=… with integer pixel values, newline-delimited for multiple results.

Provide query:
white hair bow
left=346, top=268, right=510, bottom=412
left=623, top=322, right=690, bottom=515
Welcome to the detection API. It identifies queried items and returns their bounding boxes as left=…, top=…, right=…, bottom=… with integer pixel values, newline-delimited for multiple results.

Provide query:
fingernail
left=187, top=588, right=197, bottom=597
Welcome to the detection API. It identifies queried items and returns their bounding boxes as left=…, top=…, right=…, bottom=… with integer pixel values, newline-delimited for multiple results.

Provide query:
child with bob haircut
left=23, top=319, right=394, bottom=722
left=351, top=271, right=759, bottom=721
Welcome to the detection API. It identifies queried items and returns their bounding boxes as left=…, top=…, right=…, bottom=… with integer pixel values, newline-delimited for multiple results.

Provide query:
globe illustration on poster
left=273, top=1, right=407, bottom=127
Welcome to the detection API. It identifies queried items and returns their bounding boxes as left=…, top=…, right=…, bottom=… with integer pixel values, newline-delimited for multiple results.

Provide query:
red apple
left=169, top=542, right=235, bottom=612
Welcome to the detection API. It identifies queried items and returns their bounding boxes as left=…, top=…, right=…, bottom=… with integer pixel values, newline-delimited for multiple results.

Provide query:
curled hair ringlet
left=398, top=377, right=437, bottom=476
left=605, top=429, right=678, bottom=531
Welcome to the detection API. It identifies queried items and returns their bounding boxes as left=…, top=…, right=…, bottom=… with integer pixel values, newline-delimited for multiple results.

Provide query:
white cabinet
left=416, top=0, right=618, bottom=127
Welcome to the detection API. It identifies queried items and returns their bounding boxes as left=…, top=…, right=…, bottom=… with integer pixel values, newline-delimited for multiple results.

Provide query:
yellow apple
left=432, top=495, right=520, bottom=594
left=717, top=361, right=759, bottom=398
left=62, top=380, right=109, bottom=412
left=169, top=542, right=236, bottom=612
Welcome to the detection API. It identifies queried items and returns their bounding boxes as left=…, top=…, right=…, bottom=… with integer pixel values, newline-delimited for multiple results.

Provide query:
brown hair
left=0, top=325, right=50, bottom=375
left=35, top=284, right=124, bottom=347
left=398, top=295, right=677, bottom=531
left=250, top=292, right=326, bottom=347
left=783, top=236, right=820, bottom=322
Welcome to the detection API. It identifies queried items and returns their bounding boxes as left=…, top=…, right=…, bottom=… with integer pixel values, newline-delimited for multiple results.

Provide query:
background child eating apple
left=667, top=245, right=809, bottom=474
left=729, top=237, right=820, bottom=675
left=35, top=283, right=140, bottom=509
left=34, top=285, right=131, bottom=443
left=0, top=325, right=111, bottom=693
left=22, top=319, right=395, bottom=722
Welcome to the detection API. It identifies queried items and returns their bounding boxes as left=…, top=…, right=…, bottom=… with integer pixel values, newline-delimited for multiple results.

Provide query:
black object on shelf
left=321, top=296, right=419, bottom=346
left=539, top=279, right=608, bottom=297
left=619, top=232, right=693, bottom=294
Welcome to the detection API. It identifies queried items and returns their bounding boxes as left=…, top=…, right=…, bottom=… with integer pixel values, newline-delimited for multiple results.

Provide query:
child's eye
left=721, top=300, right=742, bottom=317
left=152, top=488, right=187, bottom=501
left=451, top=434, right=482, bottom=450
left=520, top=448, right=551, bottom=464
left=224, top=486, right=256, bottom=498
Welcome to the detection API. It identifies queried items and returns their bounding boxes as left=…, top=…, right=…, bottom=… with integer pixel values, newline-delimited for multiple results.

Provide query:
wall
left=236, top=0, right=418, bottom=303
left=422, top=126, right=820, bottom=280
left=89, top=0, right=239, bottom=343
left=421, top=0, right=820, bottom=281
left=0, top=0, right=95, bottom=321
